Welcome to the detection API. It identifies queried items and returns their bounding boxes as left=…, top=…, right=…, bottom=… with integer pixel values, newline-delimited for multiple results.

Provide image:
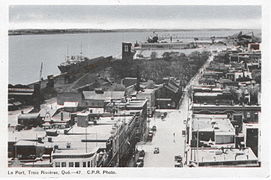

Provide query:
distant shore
left=8, top=28, right=260, bottom=36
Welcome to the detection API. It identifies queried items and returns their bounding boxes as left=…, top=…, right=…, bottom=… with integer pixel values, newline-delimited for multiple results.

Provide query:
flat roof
left=194, top=92, right=223, bottom=97
left=138, top=88, right=156, bottom=94
left=83, top=91, right=125, bottom=100
left=9, top=127, right=46, bottom=142
left=44, top=116, right=136, bottom=152
left=194, top=148, right=258, bottom=164
left=9, top=92, right=33, bottom=96
left=193, top=114, right=228, bottom=119
left=126, top=99, right=147, bottom=108
left=44, top=132, right=109, bottom=151
left=193, top=103, right=261, bottom=108
left=52, top=143, right=105, bottom=155
left=15, top=140, right=44, bottom=147
left=88, top=108, right=104, bottom=114
left=64, top=101, right=78, bottom=107
left=192, top=116, right=235, bottom=134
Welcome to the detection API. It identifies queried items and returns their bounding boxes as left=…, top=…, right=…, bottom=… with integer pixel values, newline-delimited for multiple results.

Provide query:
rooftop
left=51, top=111, right=71, bottom=122
left=194, top=148, right=258, bottom=166
left=194, top=92, right=223, bottom=97
left=83, top=91, right=125, bottom=100
left=9, top=127, right=46, bottom=142
left=64, top=101, right=79, bottom=108
left=18, top=113, right=40, bottom=120
left=192, top=116, right=235, bottom=134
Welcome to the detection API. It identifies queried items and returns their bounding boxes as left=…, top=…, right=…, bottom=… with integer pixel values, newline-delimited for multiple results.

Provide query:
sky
left=9, top=5, right=261, bottom=30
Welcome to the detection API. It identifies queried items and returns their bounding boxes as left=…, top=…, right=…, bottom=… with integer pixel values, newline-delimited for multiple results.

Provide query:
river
left=9, top=29, right=260, bottom=84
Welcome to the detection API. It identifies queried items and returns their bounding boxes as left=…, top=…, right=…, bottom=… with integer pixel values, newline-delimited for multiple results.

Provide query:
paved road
left=139, top=109, right=187, bottom=167
left=139, top=54, right=214, bottom=167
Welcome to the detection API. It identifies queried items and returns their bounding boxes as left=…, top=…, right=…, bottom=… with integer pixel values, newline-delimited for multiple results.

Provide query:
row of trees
left=111, top=51, right=211, bottom=85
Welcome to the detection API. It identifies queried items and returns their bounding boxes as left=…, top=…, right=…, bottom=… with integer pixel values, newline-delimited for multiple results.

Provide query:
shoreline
left=8, top=28, right=260, bottom=36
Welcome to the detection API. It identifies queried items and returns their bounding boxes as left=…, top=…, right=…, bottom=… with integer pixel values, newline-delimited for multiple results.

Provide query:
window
left=83, top=162, right=86, bottom=167
left=124, top=45, right=129, bottom=52
left=55, top=162, right=60, bottom=167
left=69, top=162, right=74, bottom=167
left=88, top=161, right=90, bottom=167
left=61, top=162, right=66, bottom=167
left=75, top=162, right=80, bottom=167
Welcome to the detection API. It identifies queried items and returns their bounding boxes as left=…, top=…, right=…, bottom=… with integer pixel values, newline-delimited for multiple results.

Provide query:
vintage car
left=154, top=147, right=160, bottom=154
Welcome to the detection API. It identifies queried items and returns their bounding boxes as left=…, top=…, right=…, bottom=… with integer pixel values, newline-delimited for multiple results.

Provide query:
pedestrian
left=173, top=133, right=175, bottom=143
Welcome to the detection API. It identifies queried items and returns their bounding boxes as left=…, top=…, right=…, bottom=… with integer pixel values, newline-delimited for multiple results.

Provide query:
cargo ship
left=134, top=33, right=198, bottom=50
left=58, top=55, right=112, bottom=74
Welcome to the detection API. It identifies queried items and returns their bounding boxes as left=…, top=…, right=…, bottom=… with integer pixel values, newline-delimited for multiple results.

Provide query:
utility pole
left=197, top=124, right=199, bottom=166
left=85, top=127, right=88, bottom=153
left=135, top=65, right=140, bottom=92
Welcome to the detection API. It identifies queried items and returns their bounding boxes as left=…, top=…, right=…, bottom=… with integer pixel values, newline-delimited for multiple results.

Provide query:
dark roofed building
left=8, top=85, right=35, bottom=109
left=57, top=91, right=83, bottom=106
left=155, top=78, right=182, bottom=109
left=17, top=113, right=43, bottom=128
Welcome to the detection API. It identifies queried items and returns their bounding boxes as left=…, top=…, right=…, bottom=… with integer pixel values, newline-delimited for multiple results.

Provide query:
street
left=136, top=54, right=213, bottom=167
left=137, top=91, right=190, bottom=167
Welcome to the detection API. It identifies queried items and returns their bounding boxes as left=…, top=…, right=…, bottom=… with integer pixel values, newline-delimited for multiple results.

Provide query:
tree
left=150, top=51, right=158, bottom=59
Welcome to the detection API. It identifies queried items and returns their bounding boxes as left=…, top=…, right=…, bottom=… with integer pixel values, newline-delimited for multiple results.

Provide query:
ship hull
left=58, top=56, right=112, bottom=74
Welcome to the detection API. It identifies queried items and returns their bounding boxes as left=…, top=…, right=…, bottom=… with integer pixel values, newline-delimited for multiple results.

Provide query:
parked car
left=147, top=133, right=153, bottom=141
left=135, top=157, right=144, bottom=167
left=154, top=147, right=160, bottom=154
left=135, top=161, right=144, bottom=167
left=139, top=150, right=145, bottom=157
left=174, top=162, right=183, bottom=167
left=138, top=156, right=144, bottom=162
left=151, top=126, right=157, bottom=131
left=174, top=155, right=182, bottom=162
left=161, top=114, right=164, bottom=120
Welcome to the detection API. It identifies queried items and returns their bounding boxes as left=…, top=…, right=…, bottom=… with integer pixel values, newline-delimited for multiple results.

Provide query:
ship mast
left=66, top=45, right=69, bottom=62
left=80, top=41, right=83, bottom=60
left=39, top=62, right=43, bottom=86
